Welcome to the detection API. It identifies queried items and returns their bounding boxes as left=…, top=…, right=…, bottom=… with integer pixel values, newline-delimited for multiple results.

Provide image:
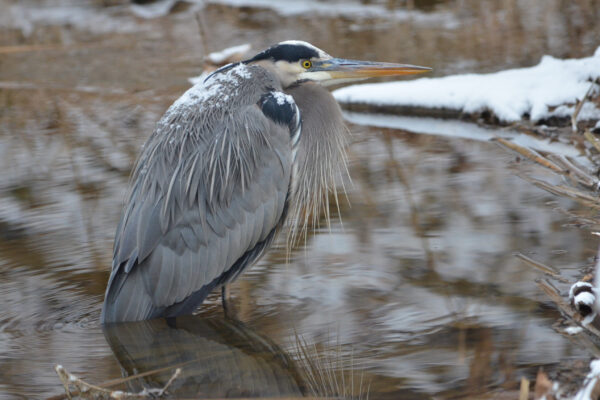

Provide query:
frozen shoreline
left=334, top=47, right=600, bottom=125
left=343, top=111, right=584, bottom=160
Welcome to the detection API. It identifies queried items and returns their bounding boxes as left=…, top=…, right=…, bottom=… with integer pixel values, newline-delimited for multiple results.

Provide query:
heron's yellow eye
left=302, top=60, right=312, bottom=69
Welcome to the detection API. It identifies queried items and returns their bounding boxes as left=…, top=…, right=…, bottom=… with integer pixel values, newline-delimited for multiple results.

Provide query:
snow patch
left=272, top=91, right=294, bottom=105
left=231, top=63, right=251, bottom=79
left=207, top=43, right=251, bottom=64
left=574, top=359, right=600, bottom=400
left=565, top=326, right=583, bottom=335
left=130, top=0, right=179, bottom=19
left=206, top=0, right=459, bottom=28
left=188, top=71, right=211, bottom=85
left=582, top=312, right=596, bottom=326
left=334, top=48, right=600, bottom=123
left=165, top=63, right=251, bottom=120
left=574, top=291, right=596, bottom=308
left=570, top=282, right=595, bottom=301
left=1, top=4, right=143, bottom=36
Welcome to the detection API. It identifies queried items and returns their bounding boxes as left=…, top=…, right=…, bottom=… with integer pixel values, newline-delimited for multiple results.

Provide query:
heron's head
left=244, top=40, right=431, bottom=88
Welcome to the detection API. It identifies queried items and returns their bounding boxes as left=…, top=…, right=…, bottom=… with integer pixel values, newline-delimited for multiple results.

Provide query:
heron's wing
left=102, top=66, right=301, bottom=322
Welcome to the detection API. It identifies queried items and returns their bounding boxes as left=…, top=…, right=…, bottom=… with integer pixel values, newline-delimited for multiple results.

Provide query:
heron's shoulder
left=258, top=90, right=301, bottom=146
left=162, top=64, right=276, bottom=121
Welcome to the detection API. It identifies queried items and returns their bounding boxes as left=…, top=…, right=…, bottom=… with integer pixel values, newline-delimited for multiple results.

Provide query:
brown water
left=1, top=1, right=599, bottom=398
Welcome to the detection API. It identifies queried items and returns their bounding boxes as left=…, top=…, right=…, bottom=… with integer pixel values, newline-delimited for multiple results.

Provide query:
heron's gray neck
left=285, top=81, right=348, bottom=242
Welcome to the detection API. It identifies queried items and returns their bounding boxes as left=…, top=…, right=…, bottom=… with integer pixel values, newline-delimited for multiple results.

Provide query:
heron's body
left=101, top=41, right=429, bottom=323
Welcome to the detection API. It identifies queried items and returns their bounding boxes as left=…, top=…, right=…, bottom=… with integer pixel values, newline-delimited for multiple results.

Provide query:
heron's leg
left=221, top=284, right=231, bottom=315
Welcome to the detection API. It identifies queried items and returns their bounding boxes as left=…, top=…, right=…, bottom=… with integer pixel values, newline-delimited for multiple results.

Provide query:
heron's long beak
left=319, top=58, right=431, bottom=80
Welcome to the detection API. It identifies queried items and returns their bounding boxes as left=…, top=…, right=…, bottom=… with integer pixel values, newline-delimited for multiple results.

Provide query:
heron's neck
left=285, top=81, right=349, bottom=243
left=252, top=60, right=298, bottom=89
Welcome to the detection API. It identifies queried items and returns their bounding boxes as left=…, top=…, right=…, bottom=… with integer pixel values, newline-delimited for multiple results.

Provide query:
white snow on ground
left=1, top=3, right=143, bottom=36
left=574, top=360, right=600, bottom=400
left=565, top=326, right=584, bottom=335
left=569, top=282, right=595, bottom=302
left=334, top=47, right=600, bottom=123
left=188, top=45, right=251, bottom=84
left=207, top=43, right=251, bottom=64
left=130, top=0, right=180, bottom=19
left=206, top=0, right=459, bottom=28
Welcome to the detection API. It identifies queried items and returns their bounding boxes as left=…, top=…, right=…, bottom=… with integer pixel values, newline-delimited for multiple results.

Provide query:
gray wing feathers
left=108, top=268, right=154, bottom=323
left=102, top=70, right=295, bottom=322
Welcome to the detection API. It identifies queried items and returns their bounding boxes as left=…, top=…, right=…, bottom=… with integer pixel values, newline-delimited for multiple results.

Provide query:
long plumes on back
left=123, top=65, right=274, bottom=234
left=285, top=82, right=349, bottom=248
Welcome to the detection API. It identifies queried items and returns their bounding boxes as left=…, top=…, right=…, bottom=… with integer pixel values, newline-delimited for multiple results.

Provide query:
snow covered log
left=334, top=47, right=600, bottom=125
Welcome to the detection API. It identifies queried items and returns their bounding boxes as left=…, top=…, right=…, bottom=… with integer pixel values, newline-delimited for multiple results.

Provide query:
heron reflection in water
left=101, top=41, right=430, bottom=323
left=103, top=315, right=306, bottom=397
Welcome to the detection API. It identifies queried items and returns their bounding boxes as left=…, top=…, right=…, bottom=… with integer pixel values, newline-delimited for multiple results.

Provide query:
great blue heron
left=101, top=41, right=430, bottom=323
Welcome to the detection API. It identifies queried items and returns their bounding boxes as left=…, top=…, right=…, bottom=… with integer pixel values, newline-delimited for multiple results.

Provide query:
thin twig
left=584, top=129, right=600, bottom=154
left=515, top=253, right=570, bottom=283
left=546, top=153, right=599, bottom=189
left=493, top=137, right=565, bottom=173
left=154, top=368, right=181, bottom=397
left=522, top=175, right=600, bottom=209
left=519, top=377, right=529, bottom=400
left=572, top=81, right=598, bottom=133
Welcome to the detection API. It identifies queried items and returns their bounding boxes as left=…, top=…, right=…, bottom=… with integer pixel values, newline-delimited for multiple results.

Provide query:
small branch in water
left=495, top=131, right=600, bottom=192
left=524, top=176, right=600, bottom=209
left=47, top=358, right=200, bottom=399
left=518, top=376, right=529, bottom=400
left=584, top=129, right=600, bottom=154
left=515, top=252, right=570, bottom=283
left=54, top=365, right=181, bottom=400
left=546, top=153, right=600, bottom=189
left=495, top=134, right=600, bottom=204
left=492, top=137, right=565, bottom=173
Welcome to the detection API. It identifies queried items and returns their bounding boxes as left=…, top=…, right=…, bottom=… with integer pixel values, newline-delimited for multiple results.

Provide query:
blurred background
left=1, top=0, right=599, bottom=398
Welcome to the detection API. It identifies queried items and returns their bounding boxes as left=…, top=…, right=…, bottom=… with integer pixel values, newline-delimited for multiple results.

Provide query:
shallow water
left=1, top=1, right=599, bottom=398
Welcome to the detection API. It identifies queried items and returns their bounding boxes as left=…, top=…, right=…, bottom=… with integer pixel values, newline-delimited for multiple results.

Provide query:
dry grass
left=293, top=333, right=370, bottom=400
left=490, top=97, right=600, bottom=398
